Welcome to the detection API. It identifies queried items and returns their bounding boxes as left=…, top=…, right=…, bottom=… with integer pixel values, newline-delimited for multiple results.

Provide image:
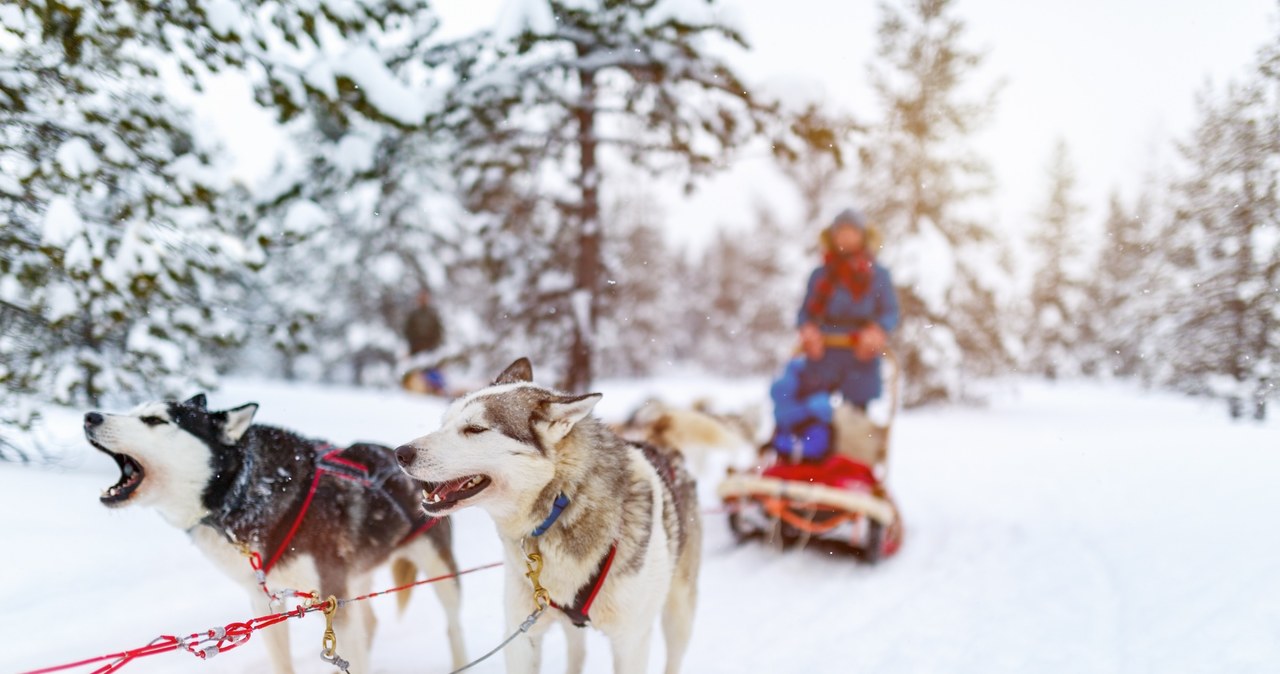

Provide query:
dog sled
left=717, top=347, right=903, bottom=563
left=399, top=352, right=471, bottom=398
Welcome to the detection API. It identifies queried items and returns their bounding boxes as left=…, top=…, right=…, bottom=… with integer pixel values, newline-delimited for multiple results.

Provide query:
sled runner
left=717, top=346, right=903, bottom=563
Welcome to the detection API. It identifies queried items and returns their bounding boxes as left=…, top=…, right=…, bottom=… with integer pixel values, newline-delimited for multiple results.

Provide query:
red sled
left=717, top=350, right=904, bottom=563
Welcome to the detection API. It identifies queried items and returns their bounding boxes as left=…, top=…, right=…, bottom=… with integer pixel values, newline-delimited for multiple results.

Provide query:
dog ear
left=535, top=392, right=602, bottom=445
left=184, top=393, right=208, bottom=410
left=221, top=403, right=258, bottom=445
left=493, top=357, right=533, bottom=385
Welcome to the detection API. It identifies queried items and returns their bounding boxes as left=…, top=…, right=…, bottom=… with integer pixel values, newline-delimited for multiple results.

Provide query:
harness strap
left=552, top=543, right=619, bottom=628
left=263, top=470, right=322, bottom=574
left=262, top=444, right=372, bottom=574
left=398, top=517, right=441, bottom=546
left=524, top=491, right=620, bottom=627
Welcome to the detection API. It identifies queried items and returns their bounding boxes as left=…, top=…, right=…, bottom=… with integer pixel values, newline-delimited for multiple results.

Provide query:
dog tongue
left=433, top=476, right=474, bottom=499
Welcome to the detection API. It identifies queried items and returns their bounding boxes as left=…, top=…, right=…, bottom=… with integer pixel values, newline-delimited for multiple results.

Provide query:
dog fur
left=395, top=358, right=700, bottom=674
left=616, top=397, right=759, bottom=476
left=83, top=394, right=466, bottom=673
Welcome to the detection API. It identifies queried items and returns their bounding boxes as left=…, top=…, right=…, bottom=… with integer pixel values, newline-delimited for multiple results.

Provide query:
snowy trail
left=2, top=377, right=1278, bottom=673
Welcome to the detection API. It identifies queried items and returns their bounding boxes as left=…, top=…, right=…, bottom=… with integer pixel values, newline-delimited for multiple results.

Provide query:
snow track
left=2, top=377, right=1277, bottom=673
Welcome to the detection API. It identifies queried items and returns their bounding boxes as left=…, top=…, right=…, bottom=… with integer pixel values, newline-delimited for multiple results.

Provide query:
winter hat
left=829, top=207, right=868, bottom=234
left=820, top=207, right=881, bottom=256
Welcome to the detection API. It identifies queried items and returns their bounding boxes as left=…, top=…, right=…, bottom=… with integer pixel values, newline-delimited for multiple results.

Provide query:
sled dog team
left=84, top=358, right=709, bottom=674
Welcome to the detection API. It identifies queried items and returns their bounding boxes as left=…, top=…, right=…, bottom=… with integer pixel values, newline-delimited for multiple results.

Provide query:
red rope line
left=19, top=560, right=501, bottom=674
left=25, top=507, right=730, bottom=674
left=342, top=561, right=503, bottom=604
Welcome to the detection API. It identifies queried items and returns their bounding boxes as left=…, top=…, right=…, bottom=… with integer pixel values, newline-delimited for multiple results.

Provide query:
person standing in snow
left=769, top=208, right=900, bottom=461
left=403, top=288, right=447, bottom=395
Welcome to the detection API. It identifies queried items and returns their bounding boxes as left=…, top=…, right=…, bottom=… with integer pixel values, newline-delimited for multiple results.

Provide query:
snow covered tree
left=0, top=2, right=256, bottom=429
left=1026, top=139, right=1091, bottom=378
left=594, top=190, right=686, bottom=376
left=777, top=102, right=862, bottom=232
left=431, top=0, right=778, bottom=392
left=686, top=205, right=800, bottom=375
left=1165, top=78, right=1280, bottom=419
left=248, top=121, right=468, bottom=384
left=156, top=0, right=454, bottom=382
left=1, top=0, right=459, bottom=453
left=857, top=0, right=1012, bottom=405
left=1088, top=188, right=1161, bottom=379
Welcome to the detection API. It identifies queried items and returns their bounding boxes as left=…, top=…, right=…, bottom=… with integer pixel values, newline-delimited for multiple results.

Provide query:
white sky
left=204, top=0, right=1279, bottom=249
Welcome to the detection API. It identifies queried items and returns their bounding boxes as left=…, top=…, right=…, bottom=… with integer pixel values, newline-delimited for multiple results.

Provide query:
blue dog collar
left=531, top=493, right=571, bottom=537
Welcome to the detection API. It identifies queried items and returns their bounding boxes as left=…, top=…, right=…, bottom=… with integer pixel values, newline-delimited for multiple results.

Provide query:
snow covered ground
left=3, top=375, right=1278, bottom=673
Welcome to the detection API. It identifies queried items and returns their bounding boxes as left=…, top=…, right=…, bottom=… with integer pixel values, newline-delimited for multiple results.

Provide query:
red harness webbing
left=398, top=516, right=441, bottom=546
left=261, top=446, right=363, bottom=573
left=258, top=445, right=435, bottom=575
left=551, top=543, right=619, bottom=627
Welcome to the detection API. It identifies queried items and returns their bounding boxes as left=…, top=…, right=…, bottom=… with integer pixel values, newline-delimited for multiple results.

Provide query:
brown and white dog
left=395, top=358, right=701, bottom=674
left=615, top=397, right=759, bottom=476
left=83, top=394, right=466, bottom=673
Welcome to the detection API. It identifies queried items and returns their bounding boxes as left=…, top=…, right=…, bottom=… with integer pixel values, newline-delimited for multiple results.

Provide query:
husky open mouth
left=421, top=474, right=490, bottom=513
left=90, top=439, right=146, bottom=505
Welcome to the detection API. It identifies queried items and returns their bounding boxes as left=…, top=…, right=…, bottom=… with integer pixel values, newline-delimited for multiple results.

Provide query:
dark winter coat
left=794, top=259, right=900, bottom=404
left=405, top=304, right=444, bottom=355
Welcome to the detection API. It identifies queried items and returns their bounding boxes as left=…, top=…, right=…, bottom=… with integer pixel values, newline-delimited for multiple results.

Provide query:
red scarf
left=805, top=252, right=873, bottom=321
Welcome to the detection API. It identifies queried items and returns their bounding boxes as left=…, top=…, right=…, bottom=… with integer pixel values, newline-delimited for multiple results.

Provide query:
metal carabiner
left=524, top=552, right=552, bottom=611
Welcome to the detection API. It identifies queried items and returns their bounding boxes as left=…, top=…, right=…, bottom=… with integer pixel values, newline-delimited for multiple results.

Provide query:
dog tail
left=391, top=557, right=417, bottom=615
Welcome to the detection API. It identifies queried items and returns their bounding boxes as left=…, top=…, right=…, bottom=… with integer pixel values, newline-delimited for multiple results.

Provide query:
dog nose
left=394, top=445, right=416, bottom=467
left=85, top=412, right=104, bottom=427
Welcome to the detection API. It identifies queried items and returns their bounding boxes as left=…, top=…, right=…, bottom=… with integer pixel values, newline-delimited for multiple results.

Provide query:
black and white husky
left=83, top=394, right=466, bottom=673
left=394, top=358, right=701, bottom=674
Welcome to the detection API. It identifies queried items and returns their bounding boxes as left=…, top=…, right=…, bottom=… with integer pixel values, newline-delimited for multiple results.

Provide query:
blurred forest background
left=3, top=0, right=1279, bottom=459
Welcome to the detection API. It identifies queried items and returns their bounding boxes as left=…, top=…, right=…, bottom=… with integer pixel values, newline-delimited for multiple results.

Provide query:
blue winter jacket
left=793, top=261, right=900, bottom=403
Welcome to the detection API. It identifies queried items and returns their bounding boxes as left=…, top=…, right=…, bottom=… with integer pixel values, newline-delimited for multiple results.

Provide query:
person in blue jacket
left=770, top=207, right=900, bottom=461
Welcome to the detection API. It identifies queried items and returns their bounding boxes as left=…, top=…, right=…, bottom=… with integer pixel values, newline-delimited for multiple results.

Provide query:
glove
left=799, top=322, right=825, bottom=361
left=854, top=323, right=887, bottom=362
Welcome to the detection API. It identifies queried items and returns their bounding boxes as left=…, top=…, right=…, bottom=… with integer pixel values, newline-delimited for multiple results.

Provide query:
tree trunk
left=564, top=65, right=600, bottom=393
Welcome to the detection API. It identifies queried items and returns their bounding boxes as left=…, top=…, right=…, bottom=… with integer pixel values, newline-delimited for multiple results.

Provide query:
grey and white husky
left=394, top=358, right=701, bottom=674
left=83, top=394, right=466, bottom=673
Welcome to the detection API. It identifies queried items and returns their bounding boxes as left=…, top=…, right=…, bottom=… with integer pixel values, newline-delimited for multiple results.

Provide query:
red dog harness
left=552, top=544, right=619, bottom=628
left=530, top=493, right=619, bottom=628
left=255, top=444, right=438, bottom=574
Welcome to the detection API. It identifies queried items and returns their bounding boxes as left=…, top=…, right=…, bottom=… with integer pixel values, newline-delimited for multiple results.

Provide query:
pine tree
left=687, top=205, right=799, bottom=375
left=0, top=2, right=254, bottom=432
left=250, top=123, right=464, bottom=383
left=1089, top=189, right=1160, bottom=378
left=858, top=0, right=1012, bottom=405
left=0, top=0, right=451, bottom=452
left=431, top=0, right=778, bottom=391
left=595, top=191, right=684, bottom=376
left=777, top=102, right=862, bottom=230
left=1166, top=78, right=1280, bottom=419
left=171, top=0, right=452, bottom=383
left=1026, top=139, right=1090, bottom=378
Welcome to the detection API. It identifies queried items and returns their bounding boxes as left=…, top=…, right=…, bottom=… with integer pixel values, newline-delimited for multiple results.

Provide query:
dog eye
left=462, top=425, right=487, bottom=435
left=140, top=416, right=168, bottom=426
